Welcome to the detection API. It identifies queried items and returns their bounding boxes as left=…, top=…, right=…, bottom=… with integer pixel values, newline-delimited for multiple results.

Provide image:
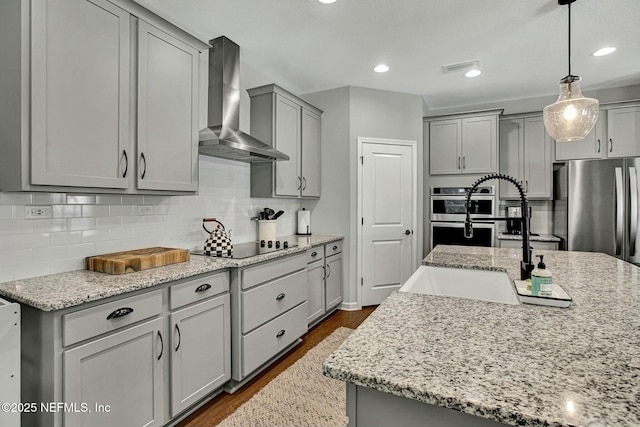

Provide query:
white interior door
left=360, top=140, right=415, bottom=306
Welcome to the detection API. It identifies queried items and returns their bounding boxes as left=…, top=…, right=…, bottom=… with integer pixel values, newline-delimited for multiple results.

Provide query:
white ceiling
left=141, top=0, right=640, bottom=111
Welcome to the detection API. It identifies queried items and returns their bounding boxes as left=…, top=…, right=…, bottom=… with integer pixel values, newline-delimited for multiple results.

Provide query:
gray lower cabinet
left=63, top=318, right=165, bottom=427
left=229, top=253, right=308, bottom=390
left=306, top=241, right=344, bottom=326
left=21, top=271, right=230, bottom=427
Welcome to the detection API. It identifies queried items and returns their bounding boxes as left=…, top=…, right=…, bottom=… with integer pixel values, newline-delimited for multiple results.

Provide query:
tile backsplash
left=0, top=156, right=300, bottom=283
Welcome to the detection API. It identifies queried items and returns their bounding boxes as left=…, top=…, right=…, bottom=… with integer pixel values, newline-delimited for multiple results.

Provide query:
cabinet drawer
left=63, top=289, right=162, bottom=347
left=242, top=269, right=307, bottom=333
left=242, top=302, right=308, bottom=376
left=169, top=270, right=229, bottom=310
left=242, top=253, right=306, bottom=290
left=326, top=241, right=343, bottom=256
left=306, top=247, right=324, bottom=264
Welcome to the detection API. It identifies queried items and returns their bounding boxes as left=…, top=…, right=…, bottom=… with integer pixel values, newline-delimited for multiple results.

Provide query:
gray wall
left=303, top=86, right=424, bottom=308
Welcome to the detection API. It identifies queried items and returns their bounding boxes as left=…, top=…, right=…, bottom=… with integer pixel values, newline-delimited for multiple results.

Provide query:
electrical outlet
left=25, top=206, right=53, bottom=219
left=137, top=205, right=154, bottom=216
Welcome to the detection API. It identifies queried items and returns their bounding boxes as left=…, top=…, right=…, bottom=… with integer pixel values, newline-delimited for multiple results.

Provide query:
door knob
left=405, top=230, right=411, bottom=235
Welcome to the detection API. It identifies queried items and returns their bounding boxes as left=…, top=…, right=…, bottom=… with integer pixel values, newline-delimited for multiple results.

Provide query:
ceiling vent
left=442, top=59, right=480, bottom=74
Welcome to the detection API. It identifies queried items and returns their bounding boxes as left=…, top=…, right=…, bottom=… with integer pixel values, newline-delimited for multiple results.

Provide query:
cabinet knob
left=332, top=245, right=338, bottom=250
left=275, top=293, right=286, bottom=301
left=311, top=251, right=318, bottom=257
left=276, top=329, right=286, bottom=338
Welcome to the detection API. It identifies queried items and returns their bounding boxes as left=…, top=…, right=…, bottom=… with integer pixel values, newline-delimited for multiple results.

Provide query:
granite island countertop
left=324, top=245, right=640, bottom=427
left=0, top=234, right=343, bottom=311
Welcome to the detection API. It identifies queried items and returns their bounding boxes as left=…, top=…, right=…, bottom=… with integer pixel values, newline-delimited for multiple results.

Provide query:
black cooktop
left=193, top=238, right=298, bottom=259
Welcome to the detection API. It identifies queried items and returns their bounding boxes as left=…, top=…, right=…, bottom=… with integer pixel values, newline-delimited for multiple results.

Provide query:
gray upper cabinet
left=136, top=21, right=199, bottom=192
left=0, top=0, right=206, bottom=194
left=249, top=84, right=323, bottom=198
left=428, top=112, right=499, bottom=175
left=500, top=115, right=552, bottom=199
left=554, top=104, right=640, bottom=161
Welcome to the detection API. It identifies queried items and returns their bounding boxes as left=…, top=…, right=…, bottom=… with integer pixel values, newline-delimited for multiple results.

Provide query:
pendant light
left=543, top=0, right=599, bottom=143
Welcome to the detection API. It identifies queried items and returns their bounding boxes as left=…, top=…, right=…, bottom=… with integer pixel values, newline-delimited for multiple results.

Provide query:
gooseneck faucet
left=464, top=173, right=534, bottom=280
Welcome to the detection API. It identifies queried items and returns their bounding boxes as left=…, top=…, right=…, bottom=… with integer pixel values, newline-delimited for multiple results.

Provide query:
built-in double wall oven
left=430, top=186, right=496, bottom=249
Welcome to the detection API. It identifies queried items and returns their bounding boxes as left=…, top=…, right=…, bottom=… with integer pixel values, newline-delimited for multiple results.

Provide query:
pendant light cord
left=567, top=1, right=571, bottom=77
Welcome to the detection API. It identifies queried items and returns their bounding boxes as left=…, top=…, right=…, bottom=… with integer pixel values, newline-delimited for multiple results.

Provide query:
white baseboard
left=339, top=301, right=360, bottom=311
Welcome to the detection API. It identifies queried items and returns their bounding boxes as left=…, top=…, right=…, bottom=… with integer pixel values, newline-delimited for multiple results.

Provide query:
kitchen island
left=323, top=245, right=640, bottom=427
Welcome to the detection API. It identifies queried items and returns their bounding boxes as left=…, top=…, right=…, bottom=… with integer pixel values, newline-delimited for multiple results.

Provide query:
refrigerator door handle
left=629, top=167, right=638, bottom=257
left=615, top=167, right=624, bottom=256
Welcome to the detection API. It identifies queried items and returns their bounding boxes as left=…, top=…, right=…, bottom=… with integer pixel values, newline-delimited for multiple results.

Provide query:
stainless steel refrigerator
left=553, top=158, right=640, bottom=264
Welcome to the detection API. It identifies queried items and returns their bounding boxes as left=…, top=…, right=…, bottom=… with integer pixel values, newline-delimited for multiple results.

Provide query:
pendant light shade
left=543, top=0, right=599, bottom=143
left=543, top=76, right=599, bottom=142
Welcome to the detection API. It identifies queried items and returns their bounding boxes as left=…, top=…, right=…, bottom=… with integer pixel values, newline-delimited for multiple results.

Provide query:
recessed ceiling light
left=592, top=47, right=616, bottom=57
left=464, top=69, right=482, bottom=78
left=318, top=0, right=336, bottom=3
left=374, top=64, right=389, bottom=73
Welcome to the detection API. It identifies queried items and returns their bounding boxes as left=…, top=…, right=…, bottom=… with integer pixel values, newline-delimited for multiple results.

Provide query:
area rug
left=218, top=327, right=352, bottom=427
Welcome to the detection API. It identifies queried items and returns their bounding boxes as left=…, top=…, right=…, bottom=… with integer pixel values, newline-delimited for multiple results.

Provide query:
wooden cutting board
left=86, top=247, right=190, bottom=275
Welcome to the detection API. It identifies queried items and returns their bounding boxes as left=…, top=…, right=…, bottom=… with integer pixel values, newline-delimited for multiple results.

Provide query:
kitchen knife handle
left=629, top=167, right=638, bottom=257
left=140, top=152, right=147, bottom=179
left=175, top=323, right=181, bottom=352
left=615, top=167, right=623, bottom=256
left=106, top=307, right=134, bottom=320
left=157, top=331, right=163, bottom=361
left=596, top=139, right=601, bottom=154
left=122, top=150, right=128, bottom=178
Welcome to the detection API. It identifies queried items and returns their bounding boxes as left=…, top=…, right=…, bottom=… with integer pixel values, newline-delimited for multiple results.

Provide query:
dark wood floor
left=178, top=306, right=377, bottom=427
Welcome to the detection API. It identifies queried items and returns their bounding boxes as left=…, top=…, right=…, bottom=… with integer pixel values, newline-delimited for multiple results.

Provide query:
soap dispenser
left=531, top=255, right=553, bottom=296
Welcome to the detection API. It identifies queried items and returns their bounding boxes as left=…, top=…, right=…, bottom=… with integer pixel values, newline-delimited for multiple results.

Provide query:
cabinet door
left=325, top=254, right=343, bottom=310
left=301, top=108, right=321, bottom=197
left=461, top=116, right=497, bottom=174
left=137, top=21, right=199, bottom=192
left=274, top=94, right=301, bottom=196
left=607, top=106, right=640, bottom=158
left=31, top=0, right=130, bottom=188
left=307, top=260, right=325, bottom=324
left=63, top=318, right=164, bottom=427
left=499, top=119, right=524, bottom=199
left=554, top=112, right=605, bottom=161
left=523, top=116, right=552, bottom=199
left=170, top=294, right=230, bottom=416
left=429, top=119, right=461, bottom=175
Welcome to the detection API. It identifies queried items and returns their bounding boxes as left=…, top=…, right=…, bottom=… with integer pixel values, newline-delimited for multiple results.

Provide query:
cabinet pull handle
left=157, top=331, right=164, bottom=360
left=525, top=180, right=529, bottom=193
left=140, top=153, right=147, bottom=179
left=457, top=156, right=461, bottom=169
left=597, top=139, right=601, bottom=153
left=326, top=263, right=331, bottom=278
left=332, top=245, right=338, bottom=251
left=195, top=283, right=211, bottom=293
left=302, top=177, right=307, bottom=190
left=311, top=251, right=318, bottom=257
left=275, top=293, right=286, bottom=301
left=175, top=324, right=181, bottom=352
left=609, top=138, right=613, bottom=153
left=106, top=307, right=134, bottom=320
left=122, top=150, right=128, bottom=178
left=462, top=156, right=466, bottom=169
left=276, top=329, right=286, bottom=338
left=297, top=176, right=302, bottom=190
left=322, top=266, right=326, bottom=280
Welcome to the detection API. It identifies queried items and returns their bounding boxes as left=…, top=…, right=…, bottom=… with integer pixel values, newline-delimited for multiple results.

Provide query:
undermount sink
left=399, top=266, right=520, bottom=305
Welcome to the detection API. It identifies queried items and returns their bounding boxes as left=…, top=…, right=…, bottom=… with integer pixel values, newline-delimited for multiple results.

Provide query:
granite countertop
left=497, top=232, right=561, bottom=242
left=324, top=245, right=640, bottom=427
left=0, top=234, right=343, bottom=312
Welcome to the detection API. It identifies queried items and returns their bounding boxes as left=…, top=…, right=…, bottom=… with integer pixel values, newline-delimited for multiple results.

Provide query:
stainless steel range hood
left=198, top=36, right=289, bottom=163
